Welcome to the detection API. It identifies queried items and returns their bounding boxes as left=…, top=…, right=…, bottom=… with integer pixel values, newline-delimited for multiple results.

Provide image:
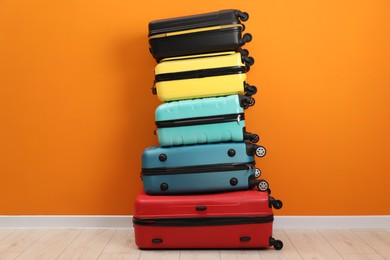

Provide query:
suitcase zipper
left=142, top=162, right=255, bottom=176
left=156, top=113, right=244, bottom=128
left=133, top=215, right=274, bottom=226
left=155, top=66, right=246, bottom=82
left=149, top=24, right=243, bottom=40
left=160, top=51, right=235, bottom=62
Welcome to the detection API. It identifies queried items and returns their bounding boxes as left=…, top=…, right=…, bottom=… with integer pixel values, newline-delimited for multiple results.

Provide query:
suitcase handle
left=195, top=205, right=207, bottom=211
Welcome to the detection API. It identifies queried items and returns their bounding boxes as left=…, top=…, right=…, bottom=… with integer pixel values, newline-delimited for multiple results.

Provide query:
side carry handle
left=195, top=205, right=207, bottom=211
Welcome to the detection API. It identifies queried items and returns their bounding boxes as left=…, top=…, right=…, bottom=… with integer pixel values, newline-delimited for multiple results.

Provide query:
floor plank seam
left=351, top=228, right=383, bottom=257
left=351, top=229, right=385, bottom=259
left=12, top=228, right=50, bottom=257
left=282, top=228, right=304, bottom=260
left=53, top=228, right=83, bottom=260
left=282, top=229, right=305, bottom=260
left=316, top=228, right=346, bottom=258
left=98, top=228, right=118, bottom=259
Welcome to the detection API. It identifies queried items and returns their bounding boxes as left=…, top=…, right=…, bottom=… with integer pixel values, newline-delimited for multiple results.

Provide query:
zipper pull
left=237, top=114, right=241, bottom=124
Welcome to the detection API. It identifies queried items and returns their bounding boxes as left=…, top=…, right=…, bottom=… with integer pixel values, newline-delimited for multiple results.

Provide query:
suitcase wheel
left=244, top=83, right=257, bottom=96
left=240, top=33, right=252, bottom=46
left=239, top=48, right=249, bottom=57
left=254, top=168, right=261, bottom=178
left=241, top=100, right=249, bottom=109
left=270, top=237, right=284, bottom=250
left=237, top=11, right=249, bottom=22
left=248, top=133, right=259, bottom=143
left=273, top=199, right=283, bottom=209
left=248, top=97, right=255, bottom=106
left=243, top=131, right=259, bottom=143
left=242, top=55, right=255, bottom=67
left=255, top=146, right=266, bottom=157
left=239, top=96, right=254, bottom=109
left=257, top=179, right=269, bottom=192
left=269, top=197, right=283, bottom=210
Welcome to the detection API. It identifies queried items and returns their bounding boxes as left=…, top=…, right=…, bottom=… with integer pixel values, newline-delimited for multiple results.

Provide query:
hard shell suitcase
left=141, top=142, right=268, bottom=195
left=148, top=9, right=253, bottom=61
left=133, top=189, right=283, bottom=249
left=155, top=95, right=259, bottom=146
left=152, top=51, right=257, bottom=102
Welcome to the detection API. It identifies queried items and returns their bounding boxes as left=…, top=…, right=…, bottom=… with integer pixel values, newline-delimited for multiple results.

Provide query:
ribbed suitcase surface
left=155, top=95, right=258, bottom=146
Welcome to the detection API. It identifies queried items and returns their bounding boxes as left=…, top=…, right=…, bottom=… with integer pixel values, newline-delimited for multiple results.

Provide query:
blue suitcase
left=155, top=95, right=259, bottom=147
left=141, top=142, right=268, bottom=195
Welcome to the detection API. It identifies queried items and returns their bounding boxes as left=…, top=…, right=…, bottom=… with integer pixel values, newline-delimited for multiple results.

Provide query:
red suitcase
left=133, top=189, right=283, bottom=249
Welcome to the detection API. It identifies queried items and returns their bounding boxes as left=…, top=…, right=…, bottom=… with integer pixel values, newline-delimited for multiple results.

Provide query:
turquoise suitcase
left=141, top=142, right=268, bottom=195
left=155, top=95, right=259, bottom=147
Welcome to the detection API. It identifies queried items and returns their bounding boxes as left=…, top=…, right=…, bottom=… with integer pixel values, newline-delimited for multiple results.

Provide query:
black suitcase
left=148, top=9, right=252, bottom=61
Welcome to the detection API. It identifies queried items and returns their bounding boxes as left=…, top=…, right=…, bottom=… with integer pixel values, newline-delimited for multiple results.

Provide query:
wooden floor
left=0, top=228, right=389, bottom=259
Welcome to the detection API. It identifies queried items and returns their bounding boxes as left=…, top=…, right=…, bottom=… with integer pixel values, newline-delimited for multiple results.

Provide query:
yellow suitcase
left=152, top=51, right=257, bottom=102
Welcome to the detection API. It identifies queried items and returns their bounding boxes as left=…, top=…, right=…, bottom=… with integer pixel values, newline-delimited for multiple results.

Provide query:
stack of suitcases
left=133, top=9, right=284, bottom=250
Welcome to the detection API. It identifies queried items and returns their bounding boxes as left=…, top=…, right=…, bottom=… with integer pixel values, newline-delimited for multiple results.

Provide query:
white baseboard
left=0, top=216, right=130, bottom=228
left=273, top=216, right=390, bottom=229
left=0, top=215, right=389, bottom=228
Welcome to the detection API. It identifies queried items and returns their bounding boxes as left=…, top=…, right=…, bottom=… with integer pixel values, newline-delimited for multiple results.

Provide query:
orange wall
left=0, top=0, right=389, bottom=215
